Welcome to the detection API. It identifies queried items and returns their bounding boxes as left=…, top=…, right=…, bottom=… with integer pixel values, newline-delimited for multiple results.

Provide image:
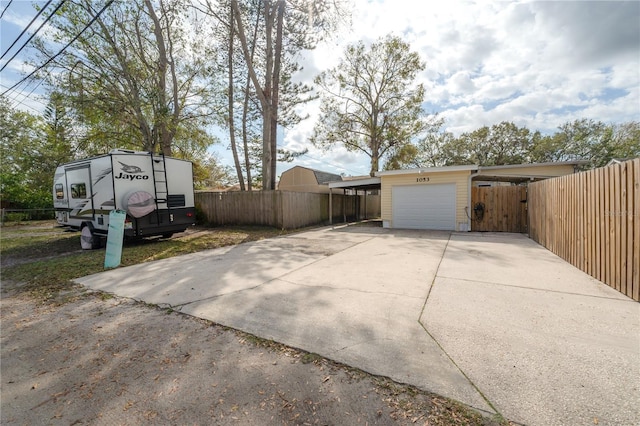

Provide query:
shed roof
left=281, top=166, right=343, bottom=185
left=310, top=168, right=343, bottom=184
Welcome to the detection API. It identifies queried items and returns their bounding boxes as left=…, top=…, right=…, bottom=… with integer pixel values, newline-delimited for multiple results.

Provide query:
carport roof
left=473, top=160, right=589, bottom=183
left=373, top=161, right=589, bottom=178
left=328, top=176, right=381, bottom=191
left=375, top=164, right=478, bottom=176
left=478, top=160, right=588, bottom=170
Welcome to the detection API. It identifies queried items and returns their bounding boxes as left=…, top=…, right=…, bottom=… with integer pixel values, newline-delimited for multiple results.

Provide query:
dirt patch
left=1, top=288, right=501, bottom=425
left=1, top=222, right=506, bottom=425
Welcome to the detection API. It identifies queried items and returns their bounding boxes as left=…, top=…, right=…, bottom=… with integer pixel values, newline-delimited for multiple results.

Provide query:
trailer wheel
left=161, top=232, right=174, bottom=239
left=80, top=225, right=102, bottom=250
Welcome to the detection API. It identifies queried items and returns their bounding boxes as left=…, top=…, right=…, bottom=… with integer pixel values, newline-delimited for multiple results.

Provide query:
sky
left=1, top=0, right=639, bottom=178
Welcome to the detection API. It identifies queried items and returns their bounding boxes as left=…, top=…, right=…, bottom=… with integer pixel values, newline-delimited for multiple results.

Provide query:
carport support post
left=467, top=172, right=478, bottom=232
left=364, top=191, right=367, bottom=220
left=343, top=189, right=346, bottom=223
left=329, top=188, right=333, bottom=225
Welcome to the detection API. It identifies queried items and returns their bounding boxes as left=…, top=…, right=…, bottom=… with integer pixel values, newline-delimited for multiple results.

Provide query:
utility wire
left=0, top=82, right=47, bottom=113
left=0, top=0, right=13, bottom=19
left=0, top=0, right=53, bottom=60
left=10, top=79, right=45, bottom=110
left=1, top=0, right=67, bottom=72
left=1, top=0, right=114, bottom=97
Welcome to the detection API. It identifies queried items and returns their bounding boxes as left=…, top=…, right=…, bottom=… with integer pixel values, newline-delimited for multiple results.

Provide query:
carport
left=376, top=161, right=586, bottom=232
left=328, top=177, right=381, bottom=224
left=468, top=162, right=588, bottom=232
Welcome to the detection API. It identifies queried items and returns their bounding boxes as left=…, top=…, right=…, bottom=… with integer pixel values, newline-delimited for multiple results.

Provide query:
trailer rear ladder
left=151, top=154, right=170, bottom=224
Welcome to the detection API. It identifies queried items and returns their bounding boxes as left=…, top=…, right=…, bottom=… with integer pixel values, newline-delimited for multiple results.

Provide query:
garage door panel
left=392, top=184, right=456, bottom=230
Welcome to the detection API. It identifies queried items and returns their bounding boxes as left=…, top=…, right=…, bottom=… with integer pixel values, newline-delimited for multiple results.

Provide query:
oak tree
left=31, top=0, right=218, bottom=157
left=312, top=35, right=428, bottom=176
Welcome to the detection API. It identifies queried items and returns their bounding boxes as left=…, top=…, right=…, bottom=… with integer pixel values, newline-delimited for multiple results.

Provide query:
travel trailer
left=53, top=149, right=196, bottom=249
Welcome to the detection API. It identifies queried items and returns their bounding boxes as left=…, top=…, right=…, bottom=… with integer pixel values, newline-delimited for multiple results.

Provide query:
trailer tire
left=161, top=232, right=174, bottom=239
left=80, top=225, right=102, bottom=250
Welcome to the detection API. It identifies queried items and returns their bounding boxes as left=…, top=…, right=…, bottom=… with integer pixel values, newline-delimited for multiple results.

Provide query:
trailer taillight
left=186, top=212, right=194, bottom=217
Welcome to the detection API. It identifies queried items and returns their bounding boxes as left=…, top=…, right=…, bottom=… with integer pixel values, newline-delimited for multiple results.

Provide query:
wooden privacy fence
left=471, top=186, right=527, bottom=232
left=195, top=190, right=380, bottom=229
left=528, top=158, right=639, bottom=301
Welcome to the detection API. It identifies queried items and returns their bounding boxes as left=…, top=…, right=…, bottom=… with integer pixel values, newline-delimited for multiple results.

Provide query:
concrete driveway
left=76, top=225, right=640, bottom=426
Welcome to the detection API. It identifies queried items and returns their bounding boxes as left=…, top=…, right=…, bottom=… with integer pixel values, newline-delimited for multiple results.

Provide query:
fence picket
left=195, top=190, right=380, bottom=229
left=528, top=159, right=639, bottom=301
left=625, top=162, right=640, bottom=294
left=599, top=166, right=607, bottom=283
left=631, top=159, right=640, bottom=300
left=620, top=164, right=627, bottom=296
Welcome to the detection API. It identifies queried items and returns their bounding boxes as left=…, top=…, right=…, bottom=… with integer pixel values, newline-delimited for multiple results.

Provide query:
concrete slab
left=76, top=227, right=494, bottom=415
left=440, top=233, right=629, bottom=299
left=181, top=230, right=491, bottom=413
left=77, top=235, right=365, bottom=306
left=75, top=226, right=640, bottom=425
left=424, top=233, right=640, bottom=426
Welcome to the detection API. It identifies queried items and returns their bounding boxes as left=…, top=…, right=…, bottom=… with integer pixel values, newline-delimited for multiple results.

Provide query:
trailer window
left=55, top=184, right=64, bottom=199
left=70, top=183, right=87, bottom=199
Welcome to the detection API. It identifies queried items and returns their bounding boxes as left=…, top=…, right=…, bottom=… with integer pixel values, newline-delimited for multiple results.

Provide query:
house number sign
left=416, top=177, right=430, bottom=182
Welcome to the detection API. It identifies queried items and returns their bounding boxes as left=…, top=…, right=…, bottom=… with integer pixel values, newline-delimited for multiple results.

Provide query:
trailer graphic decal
left=93, top=168, right=112, bottom=185
left=70, top=200, right=93, bottom=218
left=118, top=161, right=144, bottom=174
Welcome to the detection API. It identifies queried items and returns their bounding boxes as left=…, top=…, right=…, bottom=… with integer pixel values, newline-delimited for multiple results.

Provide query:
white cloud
left=4, top=0, right=638, bottom=173
left=280, top=0, right=639, bottom=170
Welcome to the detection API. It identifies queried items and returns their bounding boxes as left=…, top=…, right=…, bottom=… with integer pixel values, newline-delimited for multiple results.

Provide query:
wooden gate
left=471, top=186, right=527, bottom=232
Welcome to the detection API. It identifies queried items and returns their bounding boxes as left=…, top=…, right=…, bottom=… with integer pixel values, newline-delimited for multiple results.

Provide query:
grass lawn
left=1, top=221, right=292, bottom=303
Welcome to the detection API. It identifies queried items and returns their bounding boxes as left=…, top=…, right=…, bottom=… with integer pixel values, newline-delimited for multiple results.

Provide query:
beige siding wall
left=278, top=168, right=330, bottom=193
left=484, top=164, right=576, bottom=177
left=381, top=170, right=471, bottom=230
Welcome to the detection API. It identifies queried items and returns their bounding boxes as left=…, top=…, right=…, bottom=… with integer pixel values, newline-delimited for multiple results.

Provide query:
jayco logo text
left=115, top=161, right=149, bottom=180
left=115, top=172, right=149, bottom=181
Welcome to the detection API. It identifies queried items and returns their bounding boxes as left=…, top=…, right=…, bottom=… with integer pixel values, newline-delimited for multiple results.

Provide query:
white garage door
left=392, top=184, right=456, bottom=230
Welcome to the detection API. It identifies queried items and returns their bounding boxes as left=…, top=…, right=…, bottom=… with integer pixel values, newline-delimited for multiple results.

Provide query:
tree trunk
left=228, top=3, right=245, bottom=190
left=242, top=75, right=253, bottom=191
left=242, top=6, right=262, bottom=192
left=370, top=154, right=379, bottom=177
left=261, top=0, right=274, bottom=190
left=165, top=0, right=180, bottom=157
left=269, top=0, right=285, bottom=190
left=231, top=0, right=272, bottom=189
left=145, top=0, right=171, bottom=156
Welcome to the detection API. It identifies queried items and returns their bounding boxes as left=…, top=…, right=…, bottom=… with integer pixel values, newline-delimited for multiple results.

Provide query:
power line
left=1, top=0, right=114, bottom=97
left=1, top=79, right=42, bottom=103
left=0, top=82, right=47, bottom=113
left=9, top=79, right=46, bottom=111
left=1, top=0, right=67, bottom=72
left=0, top=0, right=13, bottom=19
left=1, top=0, right=53, bottom=60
